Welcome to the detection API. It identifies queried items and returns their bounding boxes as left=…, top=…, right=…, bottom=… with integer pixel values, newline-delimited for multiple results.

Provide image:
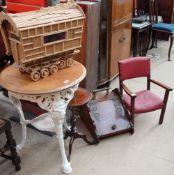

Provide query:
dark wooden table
left=132, top=21, right=151, bottom=56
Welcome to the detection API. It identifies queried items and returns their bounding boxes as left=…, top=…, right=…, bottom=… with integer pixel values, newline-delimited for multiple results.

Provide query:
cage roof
left=0, top=1, right=85, bottom=31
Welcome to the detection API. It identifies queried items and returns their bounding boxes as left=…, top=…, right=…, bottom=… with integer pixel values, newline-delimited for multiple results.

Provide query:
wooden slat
left=9, top=7, right=84, bottom=29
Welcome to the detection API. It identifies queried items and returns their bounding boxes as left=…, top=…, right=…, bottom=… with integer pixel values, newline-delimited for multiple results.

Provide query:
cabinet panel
left=98, top=0, right=133, bottom=86
left=109, top=18, right=132, bottom=79
left=112, top=0, right=133, bottom=21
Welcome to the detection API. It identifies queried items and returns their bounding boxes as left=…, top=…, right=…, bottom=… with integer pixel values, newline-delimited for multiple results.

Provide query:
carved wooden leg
left=5, top=126, right=21, bottom=171
left=133, top=31, right=139, bottom=57
left=143, top=29, right=150, bottom=56
left=65, top=108, right=96, bottom=160
left=9, top=95, right=27, bottom=150
left=168, top=34, right=174, bottom=61
left=150, top=31, right=158, bottom=49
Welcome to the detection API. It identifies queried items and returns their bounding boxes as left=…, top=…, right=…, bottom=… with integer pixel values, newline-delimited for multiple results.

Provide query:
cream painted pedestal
left=0, top=61, right=86, bottom=174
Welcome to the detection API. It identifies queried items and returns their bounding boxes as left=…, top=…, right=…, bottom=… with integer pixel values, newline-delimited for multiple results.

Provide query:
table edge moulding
left=0, top=61, right=86, bottom=174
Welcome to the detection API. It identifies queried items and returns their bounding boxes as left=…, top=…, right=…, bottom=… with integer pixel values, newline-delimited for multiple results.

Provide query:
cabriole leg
left=51, top=111, right=72, bottom=174
left=9, top=95, right=27, bottom=150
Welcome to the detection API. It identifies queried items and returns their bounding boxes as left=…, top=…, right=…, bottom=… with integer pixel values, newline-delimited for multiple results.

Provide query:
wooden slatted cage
left=0, top=0, right=85, bottom=81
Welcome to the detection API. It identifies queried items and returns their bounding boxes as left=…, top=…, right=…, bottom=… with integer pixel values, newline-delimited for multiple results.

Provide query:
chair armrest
left=150, top=79, right=173, bottom=91
left=122, top=83, right=136, bottom=98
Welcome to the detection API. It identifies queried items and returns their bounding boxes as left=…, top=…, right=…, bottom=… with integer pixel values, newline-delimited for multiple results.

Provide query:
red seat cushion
left=123, top=90, right=164, bottom=113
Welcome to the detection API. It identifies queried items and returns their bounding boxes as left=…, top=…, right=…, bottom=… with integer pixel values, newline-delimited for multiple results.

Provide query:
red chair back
left=118, top=57, right=150, bottom=81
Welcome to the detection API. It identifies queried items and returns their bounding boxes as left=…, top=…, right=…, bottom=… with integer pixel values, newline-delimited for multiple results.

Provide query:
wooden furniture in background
left=0, top=118, right=21, bottom=171
left=136, top=0, right=174, bottom=40
left=132, top=21, right=151, bottom=56
left=155, top=0, right=173, bottom=23
left=0, top=61, right=86, bottom=174
left=172, top=1, right=174, bottom=23
left=149, top=0, right=174, bottom=61
left=98, top=0, right=133, bottom=87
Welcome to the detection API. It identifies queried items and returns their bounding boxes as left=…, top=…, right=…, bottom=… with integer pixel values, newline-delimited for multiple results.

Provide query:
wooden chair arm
left=122, top=83, right=136, bottom=98
left=122, top=84, right=136, bottom=125
left=150, top=79, right=173, bottom=91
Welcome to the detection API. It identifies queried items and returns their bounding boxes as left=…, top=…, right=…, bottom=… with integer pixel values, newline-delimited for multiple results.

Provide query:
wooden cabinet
left=109, top=14, right=132, bottom=79
left=98, top=0, right=133, bottom=86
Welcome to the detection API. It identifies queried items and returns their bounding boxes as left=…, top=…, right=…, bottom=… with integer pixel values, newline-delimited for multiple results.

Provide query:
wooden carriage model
left=0, top=1, right=85, bottom=81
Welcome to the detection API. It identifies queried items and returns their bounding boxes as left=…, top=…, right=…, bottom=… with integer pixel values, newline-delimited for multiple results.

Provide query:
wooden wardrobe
left=98, top=0, right=133, bottom=86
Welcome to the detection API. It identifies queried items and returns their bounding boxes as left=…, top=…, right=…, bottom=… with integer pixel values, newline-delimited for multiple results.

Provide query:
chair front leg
left=145, top=27, right=151, bottom=55
left=159, top=89, right=170, bottom=124
left=150, top=31, right=158, bottom=49
left=168, top=34, right=174, bottom=61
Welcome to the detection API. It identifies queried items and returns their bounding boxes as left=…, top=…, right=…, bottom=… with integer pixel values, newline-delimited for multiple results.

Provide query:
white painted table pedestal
left=8, top=85, right=78, bottom=173
left=0, top=61, right=86, bottom=174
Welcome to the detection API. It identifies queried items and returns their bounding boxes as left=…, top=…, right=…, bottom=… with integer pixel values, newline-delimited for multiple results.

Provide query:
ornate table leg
left=9, top=95, right=28, bottom=150
left=64, top=107, right=96, bottom=161
left=51, top=111, right=72, bottom=173
left=8, top=84, right=78, bottom=174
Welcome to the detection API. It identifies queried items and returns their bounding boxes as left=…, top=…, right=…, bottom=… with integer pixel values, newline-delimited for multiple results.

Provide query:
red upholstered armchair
left=118, top=57, right=172, bottom=130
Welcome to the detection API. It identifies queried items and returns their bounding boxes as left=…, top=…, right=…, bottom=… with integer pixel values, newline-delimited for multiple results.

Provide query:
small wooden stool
left=65, top=87, right=95, bottom=160
left=0, top=118, right=21, bottom=171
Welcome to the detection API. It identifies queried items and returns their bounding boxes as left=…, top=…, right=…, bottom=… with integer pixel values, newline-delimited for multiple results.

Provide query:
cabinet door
left=112, top=0, right=133, bottom=21
left=108, top=0, right=133, bottom=79
left=109, top=18, right=132, bottom=79
left=98, top=0, right=133, bottom=85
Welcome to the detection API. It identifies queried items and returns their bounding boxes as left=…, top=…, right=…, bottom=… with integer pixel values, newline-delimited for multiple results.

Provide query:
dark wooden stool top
left=69, top=87, right=93, bottom=107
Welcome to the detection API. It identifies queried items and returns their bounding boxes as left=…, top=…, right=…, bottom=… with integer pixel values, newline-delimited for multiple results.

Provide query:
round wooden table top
left=0, top=61, right=86, bottom=95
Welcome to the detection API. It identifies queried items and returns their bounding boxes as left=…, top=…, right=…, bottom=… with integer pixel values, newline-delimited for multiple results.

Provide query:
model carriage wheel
left=19, top=67, right=26, bottom=74
left=31, top=71, right=41, bottom=81
left=66, top=57, right=73, bottom=67
left=58, top=60, right=66, bottom=69
left=40, top=68, right=49, bottom=78
left=49, top=65, right=58, bottom=75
